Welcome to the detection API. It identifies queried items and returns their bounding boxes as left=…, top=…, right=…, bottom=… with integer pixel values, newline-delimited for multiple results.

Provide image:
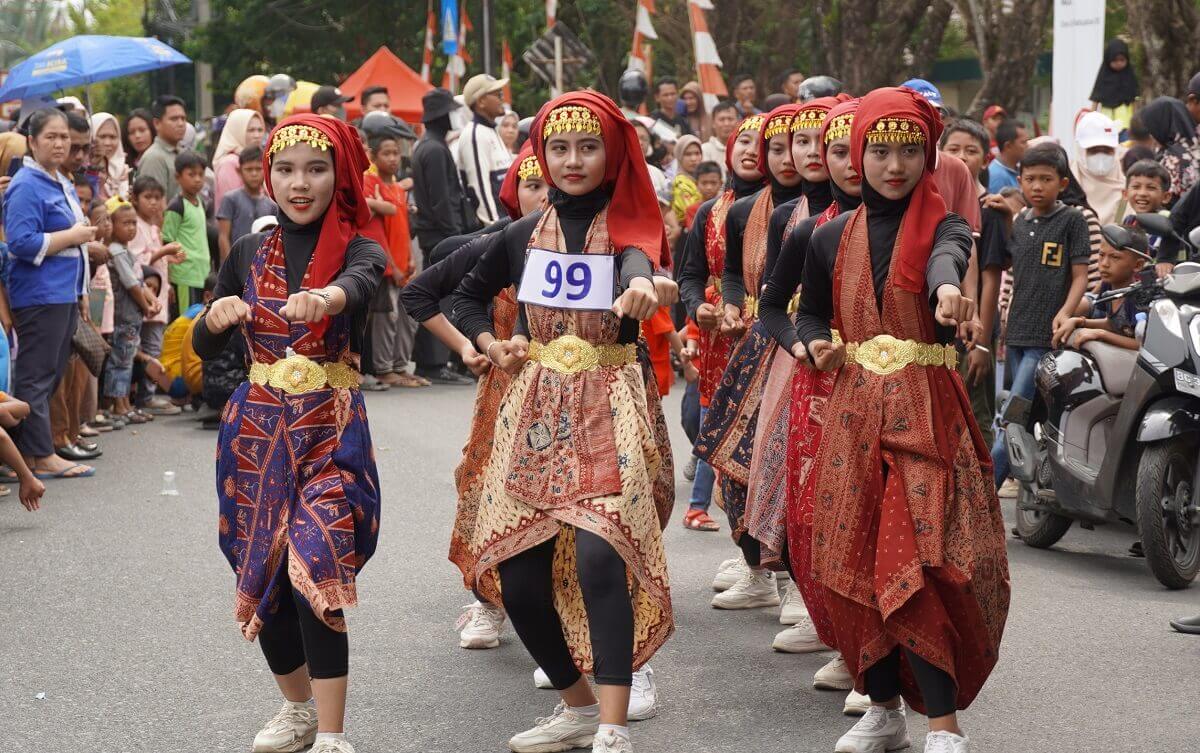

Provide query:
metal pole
left=554, top=35, right=563, bottom=94
left=481, top=0, right=493, bottom=75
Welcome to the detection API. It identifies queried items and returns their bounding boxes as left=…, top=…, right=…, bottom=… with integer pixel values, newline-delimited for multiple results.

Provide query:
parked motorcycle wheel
left=1136, top=438, right=1200, bottom=589
left=1014, top=483, right=1073, bottom=548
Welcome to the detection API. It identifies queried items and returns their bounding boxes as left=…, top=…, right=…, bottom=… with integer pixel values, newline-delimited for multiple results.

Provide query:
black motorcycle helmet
left=797, top=75, right=845, bottom=102
left=361, top=110, right=416, bottom=142
left=618, top=69, right=649, bottom=111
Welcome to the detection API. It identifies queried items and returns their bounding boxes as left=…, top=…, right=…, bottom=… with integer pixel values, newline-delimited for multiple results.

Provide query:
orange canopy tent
left=340, top=46, right=433, bottom=123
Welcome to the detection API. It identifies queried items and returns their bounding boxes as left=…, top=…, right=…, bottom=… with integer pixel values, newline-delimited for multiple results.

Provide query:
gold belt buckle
left=529, top=335, right=635, bottom=374
left=743, top=295, right=759, bottom=319
left=249, top=354, right=359, bottom=394
left=845, top=334, right=957, bottom=376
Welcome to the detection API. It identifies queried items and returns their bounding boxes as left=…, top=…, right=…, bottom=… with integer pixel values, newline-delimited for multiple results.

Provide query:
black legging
left=864, top=647, right=958, bottom=719
left=499, top=528, right=634, bottom=688
left=258, top=566, right=349, bottom=680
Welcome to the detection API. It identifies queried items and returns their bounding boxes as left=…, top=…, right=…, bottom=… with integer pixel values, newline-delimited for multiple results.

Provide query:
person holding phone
left=2, top=108, right=98, bottom=480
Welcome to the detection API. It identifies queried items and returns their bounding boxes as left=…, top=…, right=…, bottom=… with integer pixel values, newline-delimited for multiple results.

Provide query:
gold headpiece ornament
left=737, top=114, right=766, bottom=134
left=268, top=124, right=333, bottom=157
left=517, top=154, right=542, bottom=181
left=763, top=113, right=793, bottom=141
left=865, top=117, right=926, bottom=145
left=792, top=108, right=828, bottom=132
left=824, top=113, right=855, bottom=144
left=542, top=105, right=602, bottom=138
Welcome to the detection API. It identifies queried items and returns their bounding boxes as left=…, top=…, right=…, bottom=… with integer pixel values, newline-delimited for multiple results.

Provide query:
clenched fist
left=205, top=296, right=252, bottom=334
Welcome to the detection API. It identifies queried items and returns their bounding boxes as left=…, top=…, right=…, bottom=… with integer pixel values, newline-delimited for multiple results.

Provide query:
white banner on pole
left=1051, top=0, right=1105, bottom=157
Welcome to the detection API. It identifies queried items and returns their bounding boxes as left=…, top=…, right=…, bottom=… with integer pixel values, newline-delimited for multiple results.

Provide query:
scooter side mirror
left=1135, top=212, right=1174, bottom=238
left=1190, top=226, right=1200, bottom=249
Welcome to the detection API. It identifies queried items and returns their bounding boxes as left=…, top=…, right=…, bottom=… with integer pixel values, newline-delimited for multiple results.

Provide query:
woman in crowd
left=1073, top=110, right=1125, bottom=225
left=192, top=114, right=386, bottom=753
left=1089, top=39, right=1138, bottom=135
left=121, top=108, right=155, bottom=170
left=680, top=81, right=710, bottom=142
left=669, top=134, right=704, bottom=224
left=1141, top=96, right=1199, bottom=205
left=451, top=91, right=672, bottom=753
left=212, top=108, right=268, bottom=208
left=88, top=113, right=130, bottom=203
left=2, top=108, right=97, bottom=481
left=498, top=110, right=521, bottom=155
left=795, top=86, right=1009, bottom=753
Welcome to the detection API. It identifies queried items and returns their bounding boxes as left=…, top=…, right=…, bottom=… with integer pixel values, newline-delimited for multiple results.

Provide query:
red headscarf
left=498, top=142, right=542, bottom=220
left=792, top=94, right=851, bottom=138
left=756, top=103, right=802, bottom=176
left=725, top=113, right=766, bottom=177
left=850, top=86, right=946, bottom=294
left=263, top=114, right=370, bottom=336
left=819, top=98, right=860, bottom=154
left=531, top=90, right=668, bottom=268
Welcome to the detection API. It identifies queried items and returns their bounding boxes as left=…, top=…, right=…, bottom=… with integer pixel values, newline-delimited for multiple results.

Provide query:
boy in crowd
left=162, top=151, right=211, bottom=315
left=685, top=161, right=724, bottom=232
left=991, top=142, right=1091, bottom=487
left=1054, top=226, right=1150, bottom=352
left=73, top=174, right=94, bottom=214
left=105, top=199, right=162, bottom=422
left=1121, top=158, right=1179, bottom=275
left=216, top=145, right=276, bottom=261
left=363, top=126, right=424, bottom=388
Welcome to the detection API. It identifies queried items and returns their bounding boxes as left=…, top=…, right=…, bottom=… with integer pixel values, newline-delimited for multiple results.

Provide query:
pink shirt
left=213, top=154, right=243, bottom=211
left=130, top=216, right=169, bottom=324
left=90, top=264, right=114, bottom=335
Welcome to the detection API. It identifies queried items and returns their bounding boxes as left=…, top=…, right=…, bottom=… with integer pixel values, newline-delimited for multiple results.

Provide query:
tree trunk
left=955, top=0, right=1052, bottom=119
left=1127, top=0, right=1200, bottom=103
left=813, top=0, right=952, bottom=94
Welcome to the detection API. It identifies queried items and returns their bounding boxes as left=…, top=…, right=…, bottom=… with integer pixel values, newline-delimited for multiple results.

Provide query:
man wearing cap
left=983, top=104, right=1007, bottom=159
left=455, top=73, right=513, bottom=226
left=310, top=85, right=353, bottom=119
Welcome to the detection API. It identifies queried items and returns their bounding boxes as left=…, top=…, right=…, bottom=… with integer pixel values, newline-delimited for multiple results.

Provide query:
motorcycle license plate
left=1174, top=369, right=1200, bottom=398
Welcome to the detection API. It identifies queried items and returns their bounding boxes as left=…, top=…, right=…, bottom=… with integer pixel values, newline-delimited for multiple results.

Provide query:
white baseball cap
left=462, top=74, right=508, bottom=108
left=1075, top=111, right=1119, bottom=150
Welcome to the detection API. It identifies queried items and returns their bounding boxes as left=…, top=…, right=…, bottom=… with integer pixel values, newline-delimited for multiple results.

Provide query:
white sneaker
left=772, top=619, right=831, bottom=653
left=779, top=580, right=807, bottom=624
left=627, top=665, right=657, bottom=721
left=592, top=729, right=634, bottom=752
left=457, top=600, right=505, bottom=649
left=533, top=666, right=554, bottom=689
left=508, top=702, right=599, bottom=752
left=834, top=704, right=910, bottom=753
left=711, top=557, right=748, bottom=591
left=844, top=689, right=872, bottom=716
left=923, top=731, right=970, bottom=753
left=310, top=738, right=355, bottom=753
left=711, top=568, right=780, bottom=609
left=252, top=701, right=318, bottom=753
left=814, top=654, right=855, bottom=690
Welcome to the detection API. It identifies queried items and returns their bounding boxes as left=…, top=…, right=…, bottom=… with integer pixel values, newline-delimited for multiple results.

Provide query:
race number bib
left=517, top=248, right=616, bottom=311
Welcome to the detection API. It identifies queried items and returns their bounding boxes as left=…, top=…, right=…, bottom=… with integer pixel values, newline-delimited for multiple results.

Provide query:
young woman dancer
left=451, top=91, right=673, bottom=753
left=194, top=115, right=386, bottom=753
left=795, top=87, right=1010, bottom=753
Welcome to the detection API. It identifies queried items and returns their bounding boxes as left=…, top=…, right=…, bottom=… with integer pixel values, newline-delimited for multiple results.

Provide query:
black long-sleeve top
left=400, top=217, right=513, bottom=324
left=451, top=190, right=655, bottom=346
left=720, top=180, right=804, bottom=308
left=794, top=184, right=971, bottom=350
left=676, top=177, right=762, bottom=320
left=192, top=221, right=387, bottom=360
left=763, top=179, right=836, bottom=280
left=410, top=123, right=470, bottom=239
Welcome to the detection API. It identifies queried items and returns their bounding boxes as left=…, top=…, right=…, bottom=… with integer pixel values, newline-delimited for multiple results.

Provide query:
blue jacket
left=1, top=157, right=87, bottom=308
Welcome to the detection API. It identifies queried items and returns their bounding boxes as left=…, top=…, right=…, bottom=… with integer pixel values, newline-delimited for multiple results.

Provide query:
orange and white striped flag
left=547, top=0, right=557, bottom=27
left=688, top=0, right=727, bottom=112
left=628, top=0, right=657, bottom=114
left=501, top=40, right=513, bottom=105
left=421, top=2, right=436, bottom=83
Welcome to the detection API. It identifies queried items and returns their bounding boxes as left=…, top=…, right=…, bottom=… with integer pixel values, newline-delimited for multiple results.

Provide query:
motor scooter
left=1004, top=218, right=1200, bottom=588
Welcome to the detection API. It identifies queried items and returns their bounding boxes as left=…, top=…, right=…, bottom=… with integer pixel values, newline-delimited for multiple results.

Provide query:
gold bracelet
left=485, top=340, right=502, bottom=365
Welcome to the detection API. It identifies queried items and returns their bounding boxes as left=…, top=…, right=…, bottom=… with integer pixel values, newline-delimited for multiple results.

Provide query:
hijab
left=756, top=103, right=805, bottom=204
left=531, top=90, right=669, bottom=268
left=820, top=98, right=863, bottom=213
left=499, top=141, right=541, bottom=219
left=1141, top=97, right=1197, bottom=152
left=263, top=114, right=370, bottom=338
left=680, top=81, right=710, bottom=141
left=674, top=134, right=703, bottom=178
left=1072, top=111, right=1124, bottom=224
left=1090, top=39, right=1138, bottom=109
left=793, top=95, right=850, bottom=216
left=88, top=112, right=129, bottom=199
left=726, top=115, right=766, bottom=197
left=215, top=108, right=264, bottom=165
left=850, top=86, right=946, bottom=295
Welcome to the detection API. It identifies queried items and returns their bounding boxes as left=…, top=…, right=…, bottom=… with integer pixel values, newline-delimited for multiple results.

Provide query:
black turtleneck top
left=720, top=178, right=805, bottom=308
left=676, top=175, right=762, bottom=320
left=763, top=179, right=836, bottom=280
left=793, top=181, right=972, bottom=350
left=450, top=189, right=655, bottom=346
left=760, top=184, right=863, bottom=352
left=192, top=217, right=387, bottom=360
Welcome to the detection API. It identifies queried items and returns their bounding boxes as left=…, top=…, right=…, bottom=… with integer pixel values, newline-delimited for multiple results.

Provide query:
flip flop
left=35, top=464, right=95, bottom=480
left=0, top=467, right=17, bottom=483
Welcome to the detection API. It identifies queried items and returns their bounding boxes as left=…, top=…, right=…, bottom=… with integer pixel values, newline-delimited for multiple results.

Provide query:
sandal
left=394, top=372, right=429, bottom=388
left=121, top=411, right=151, bottom=425
left=34, top=463, right=95, bottom=480
left=682, top=509, right=720, bottom=531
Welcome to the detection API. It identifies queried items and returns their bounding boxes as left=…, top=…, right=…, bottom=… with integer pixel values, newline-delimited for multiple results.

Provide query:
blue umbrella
left=0, top=35, right=190, bottom=102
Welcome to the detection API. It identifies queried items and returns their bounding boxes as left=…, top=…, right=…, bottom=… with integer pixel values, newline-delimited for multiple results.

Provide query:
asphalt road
left=2, top=384, right=1197, bottom=752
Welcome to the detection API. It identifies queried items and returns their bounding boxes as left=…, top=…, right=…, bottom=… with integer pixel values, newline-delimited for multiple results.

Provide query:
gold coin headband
left=763, top=113, right=793, bottom=141
left=517, top=154, right=543, bottom=181
left=824, top=113, right=855, bottom=144
left=542, top=105, right=602, bottom=138
left=864, top=117, right=927, bottom=145
left=792, top=108, right=828, bottom=133
left=268, top=124, right=333, bottom=157
left=737, top=114, right=765, bottom=134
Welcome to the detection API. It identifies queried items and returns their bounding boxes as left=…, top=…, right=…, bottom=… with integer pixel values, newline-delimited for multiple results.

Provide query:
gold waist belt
left=248, top=354, right=360, bottom=394
left=743, top=295, right=759, bottom=318
left=843, top=334, right=958, bottom=376
left=707, top=275, right=722, bottom=293
left=528, top=335, right=637, bottom=374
